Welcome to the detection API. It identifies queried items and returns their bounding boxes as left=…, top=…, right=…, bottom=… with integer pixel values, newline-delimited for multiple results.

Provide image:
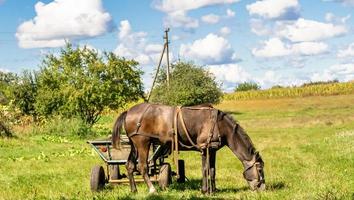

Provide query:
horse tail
left=112, top=111, right=127, bottom=149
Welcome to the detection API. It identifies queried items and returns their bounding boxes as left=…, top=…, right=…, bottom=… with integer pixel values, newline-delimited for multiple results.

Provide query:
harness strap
left=173, top=106, right=180, bottom=178
left=127, top=104, right=151, bottom=138
left=178, top=108, right=200, bottom=149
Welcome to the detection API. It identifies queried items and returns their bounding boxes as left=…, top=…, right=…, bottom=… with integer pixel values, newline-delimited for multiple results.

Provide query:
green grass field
left=1, top=94, right=353, bottom=199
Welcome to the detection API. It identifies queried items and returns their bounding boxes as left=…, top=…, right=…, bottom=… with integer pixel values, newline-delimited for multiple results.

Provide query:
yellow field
left=224, top=82, right=354, bottom=101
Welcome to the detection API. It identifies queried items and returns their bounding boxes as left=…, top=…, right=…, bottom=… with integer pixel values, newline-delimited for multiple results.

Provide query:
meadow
left=0, top=94, right=353, bottom=199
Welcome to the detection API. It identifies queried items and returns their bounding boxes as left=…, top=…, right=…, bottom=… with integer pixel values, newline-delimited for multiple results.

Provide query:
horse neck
left=223, top=117, right=257, bottom=168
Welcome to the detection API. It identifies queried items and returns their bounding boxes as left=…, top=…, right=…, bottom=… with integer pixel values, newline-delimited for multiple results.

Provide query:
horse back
left=125, top=103, right=175, bottom=143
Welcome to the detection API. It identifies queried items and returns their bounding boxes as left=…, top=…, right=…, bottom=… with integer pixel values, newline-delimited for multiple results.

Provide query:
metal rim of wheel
left=90, top=165, right=106, bottom=192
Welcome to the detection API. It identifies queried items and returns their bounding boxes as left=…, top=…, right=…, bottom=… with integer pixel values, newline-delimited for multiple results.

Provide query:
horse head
left=243, top=152, right=266, bottom=191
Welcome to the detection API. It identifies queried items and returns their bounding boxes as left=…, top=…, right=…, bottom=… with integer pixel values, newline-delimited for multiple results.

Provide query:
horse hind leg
left=134, top=136, right=156, bottom=193
left=126, top=144, right=138, bottom=193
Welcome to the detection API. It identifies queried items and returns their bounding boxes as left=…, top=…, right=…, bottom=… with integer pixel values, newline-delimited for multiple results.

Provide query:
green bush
left=0, top=71, right=18, bottom=105
left=15, top=43, right=144, bottom=126
left=150, top=61, right=222, bottom=106
left=12, top=70, right=38, bottom=121
left=234, top=82, right=260, bottom=92
left=28, top=116, right=92, bottom=137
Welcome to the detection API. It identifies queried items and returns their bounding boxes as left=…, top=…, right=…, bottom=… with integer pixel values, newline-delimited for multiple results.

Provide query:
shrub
left=33, top=43, right=144, bottom=126
left=28, top=116, right=93, bottom=137
left=150, top=61, right=222, bottom=106
left=12, top=70, right=38, bottom=121
left=234, top=82, right=260, bottom=92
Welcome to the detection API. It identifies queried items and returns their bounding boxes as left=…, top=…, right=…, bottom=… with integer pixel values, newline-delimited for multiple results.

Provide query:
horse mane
left=222, top=111, right=256, bottom=153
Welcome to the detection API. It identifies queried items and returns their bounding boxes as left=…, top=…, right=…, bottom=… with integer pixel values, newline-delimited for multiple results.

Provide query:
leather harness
left=127, top=104, right=221, bottom=151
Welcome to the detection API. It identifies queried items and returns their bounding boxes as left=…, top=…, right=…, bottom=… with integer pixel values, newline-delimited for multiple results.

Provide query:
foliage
left=301, top=79, right=338, bottom=87
left=12, top=70, right=38, bottom=120
left=234, top=82, right=261, bottom=92
left=225, top=82, right=354, bottom=101
left=27, top=116, right=94, bottom=137
left=150, top=61, right=222, bottom=106
left=0, top=105, right=15, bottom=137
left=34, top=44, right=144, bottom=126
left=0, top=71, right=18, bottom=105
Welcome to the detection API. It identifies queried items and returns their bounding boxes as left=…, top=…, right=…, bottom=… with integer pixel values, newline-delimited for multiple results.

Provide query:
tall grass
left=224, top=82, right=354, bottom=101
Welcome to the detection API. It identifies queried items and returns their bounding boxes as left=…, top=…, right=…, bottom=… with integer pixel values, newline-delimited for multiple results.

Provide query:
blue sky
left=0, top=0, right=353, bottom=91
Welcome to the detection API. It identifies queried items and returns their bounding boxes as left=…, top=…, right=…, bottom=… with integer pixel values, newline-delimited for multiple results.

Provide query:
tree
left=0, top=71, right=18, bottom=105
left=234, top=82, right=260, bottom=92
left=12, top=71, right=38, bottom=120
left=35, top=44, right=144, bottom=125
left=150, top=61, right=222, bottom=106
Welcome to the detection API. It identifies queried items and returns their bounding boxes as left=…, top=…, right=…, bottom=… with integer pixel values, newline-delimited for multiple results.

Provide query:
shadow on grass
left=266, top=181, right=286, bottom=191
left=225, top=111, right=243, bottom=116
left=105, top=180, right=287, bottom=199
left=169, top=178, right=201, bottom=191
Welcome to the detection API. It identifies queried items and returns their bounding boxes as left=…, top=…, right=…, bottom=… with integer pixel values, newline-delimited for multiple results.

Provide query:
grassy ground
left=1, top=95, right=353, bottom=199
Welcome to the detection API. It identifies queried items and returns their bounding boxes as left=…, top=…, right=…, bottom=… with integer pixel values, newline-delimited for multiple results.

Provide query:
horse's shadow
left=169, top=179, right=286, bottom=193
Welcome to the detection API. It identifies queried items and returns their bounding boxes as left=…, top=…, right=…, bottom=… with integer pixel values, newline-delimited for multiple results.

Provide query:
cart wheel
left=109, top=165, right=120, bottom=180
left=177, top=159, right=186, bottom=183
left=90, top=165, right=106, bottom=191
left=159, top=163, right=172, bottom=190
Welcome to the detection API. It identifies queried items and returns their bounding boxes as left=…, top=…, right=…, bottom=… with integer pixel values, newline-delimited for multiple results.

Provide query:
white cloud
left=337, top=43, right=354, bottom=58
left=154, top=0, right=239, bottom=29
left=179, top=33, right=236, bottom=64
left=145, top=44, right=163, bottom=54
left=246, top=0, right=300, bottom=20
left=311, top=63, right=354, bottom=82
left=201, top=13, right=220, bottom=24
left=15, top=0, right=113, bottom=49
left=276, top=18, right=347, bottom=42
left=0, top=68, right=10, bottom=73
left=252, top=38, right=328, bottom=58
left=207, top=64, right=309, bottom=90
left=252, top=38, right=291, bottom=57
left=114, top=20, right=171, bottom=66
left=250, top=18, right=273, bottom=36
left=163, top=11, right=199, bottom=29
left=219, top=26, right=231, bottom=36
left=154, top=0, right=239, bottom=13
left=226, top=9, right=235, bottom=18
left=208, top=63, right=251, bottom=91
left=291, top=42, right=328, bottom=56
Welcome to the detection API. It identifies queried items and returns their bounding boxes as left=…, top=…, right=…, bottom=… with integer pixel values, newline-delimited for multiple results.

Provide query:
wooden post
left=146, top=28, right=171, bottom=102
left=164, top=28, right=170, bottom=87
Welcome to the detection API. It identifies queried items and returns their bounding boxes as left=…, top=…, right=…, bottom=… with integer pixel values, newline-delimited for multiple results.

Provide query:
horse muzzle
left=249, top=180, right=266, bottom=191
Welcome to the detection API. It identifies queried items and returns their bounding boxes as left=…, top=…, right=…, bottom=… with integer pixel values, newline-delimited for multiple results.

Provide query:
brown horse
left=112, top=103, right=265, bottom=193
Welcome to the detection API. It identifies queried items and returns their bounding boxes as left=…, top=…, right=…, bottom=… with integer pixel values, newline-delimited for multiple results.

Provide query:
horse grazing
left=112, top=103, right=265, bottom=194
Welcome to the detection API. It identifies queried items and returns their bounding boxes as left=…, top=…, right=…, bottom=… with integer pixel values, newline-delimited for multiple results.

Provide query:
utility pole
left=147, top=28, right=171, bottom=102
left=164, top=28, right=170, bottom=87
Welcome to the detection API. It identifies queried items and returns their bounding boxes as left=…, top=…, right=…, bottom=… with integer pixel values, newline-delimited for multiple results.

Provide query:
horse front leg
left=201, top=150, right=208, bottom=193
left=210, top=149, right=216, bottom=193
